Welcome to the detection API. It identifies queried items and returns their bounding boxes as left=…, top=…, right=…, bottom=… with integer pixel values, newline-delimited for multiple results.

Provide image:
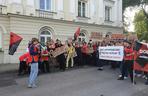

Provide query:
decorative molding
left=6, top=13, right=123, bottom=29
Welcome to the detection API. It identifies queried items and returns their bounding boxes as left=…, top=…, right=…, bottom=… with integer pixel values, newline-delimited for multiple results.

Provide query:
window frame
left=40, top=0, right=51, bottom=11
left=105, top=6, right=112, bottom=21
left=40, top=30, right=52, bottom=46
left=78, top=1, right=87, bottom=17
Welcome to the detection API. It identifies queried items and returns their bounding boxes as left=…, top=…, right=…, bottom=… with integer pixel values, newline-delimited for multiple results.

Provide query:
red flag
left=9, top=32, right=23, bottom=55
left=134, top=42, right=148, bottom=72
left=74, top=27, right=80, bottom=41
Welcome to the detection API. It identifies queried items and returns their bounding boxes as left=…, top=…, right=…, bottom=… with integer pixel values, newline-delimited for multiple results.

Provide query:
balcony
left=35, top=9, right=57, bottom=19
left=0, top=5, right=7, bottom=14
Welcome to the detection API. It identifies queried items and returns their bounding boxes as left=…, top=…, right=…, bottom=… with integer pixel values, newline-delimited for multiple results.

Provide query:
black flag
left=9, top=32, right=23, bottom=55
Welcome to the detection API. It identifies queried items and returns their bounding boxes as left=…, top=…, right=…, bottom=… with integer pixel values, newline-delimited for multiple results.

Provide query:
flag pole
left=133, top=67, right=136, bottom=85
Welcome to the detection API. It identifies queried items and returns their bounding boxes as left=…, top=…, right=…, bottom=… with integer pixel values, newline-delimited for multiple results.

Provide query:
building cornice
left=1, top=13, right=123, bottom=29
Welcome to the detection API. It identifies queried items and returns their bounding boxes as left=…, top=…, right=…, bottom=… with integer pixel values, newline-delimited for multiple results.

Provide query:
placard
left=51, top=46, right=67, bottom=57
left=99, top=46, right=124, bottom=61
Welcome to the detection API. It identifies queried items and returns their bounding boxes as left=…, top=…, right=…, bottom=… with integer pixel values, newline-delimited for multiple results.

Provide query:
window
left=39, top=27, right=52, bottom=46
left=78, top=1, right=86, bottom=17
left=105, top=6, right=111, bottom=21
left=40, top=0, right=51, bottom=11
left=78, top=32, right=86, bottom=42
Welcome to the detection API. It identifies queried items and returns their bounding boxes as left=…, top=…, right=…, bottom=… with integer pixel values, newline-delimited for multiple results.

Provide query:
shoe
left=117, top=77, right=124, bottom=80
left=27, top=84, right=32, bottom=88
left=124, top=77, right=128, bottom=80
left=97, top=67, right=103, bottom=71
left=32, top=84, right=37, bottom=88
left=118, top=75, right=122, bottom=78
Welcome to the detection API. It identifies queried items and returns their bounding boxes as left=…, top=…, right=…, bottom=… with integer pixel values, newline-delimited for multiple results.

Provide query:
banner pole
left=133, top=69, right=135, bottom=85
left=133, top=59, right=136, bottom=85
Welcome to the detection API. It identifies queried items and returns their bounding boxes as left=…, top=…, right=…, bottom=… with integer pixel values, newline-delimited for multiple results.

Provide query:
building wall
left=0, top=0, right=123, bottom=64
left=0, top=0, right=123, bottom=26
left=0, top=14, right=123, bottom=64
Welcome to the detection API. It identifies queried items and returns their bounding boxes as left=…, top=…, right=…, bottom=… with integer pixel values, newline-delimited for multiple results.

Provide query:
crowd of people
left=18, top=37, right=148, bottom=88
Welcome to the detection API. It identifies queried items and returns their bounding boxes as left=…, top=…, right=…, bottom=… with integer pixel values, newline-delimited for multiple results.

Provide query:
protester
left=28, top=38, right=40, bottom=88
left=46, top=40, right=56, bottom=72
left=41, top=47, right=50, bottom=73
left=118, top=41, right=128, bottom=79
left=66, top=42, right=75, bottom=69
left=118, top=40, right=135, bottom=83
left=92, top=42, right=98, bottom=66
left=97, top=42, right=104, bottom=70
left=18, top=52, right=30, bottom=75
left=81, top=42, right=89, bottom=66
left=55, top=39, right=66, bottom=71
left=74, top=42, right=83, bottom=66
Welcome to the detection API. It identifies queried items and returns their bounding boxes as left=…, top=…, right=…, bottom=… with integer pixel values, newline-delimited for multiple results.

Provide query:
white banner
left=99, top=46, right=124, bottom=61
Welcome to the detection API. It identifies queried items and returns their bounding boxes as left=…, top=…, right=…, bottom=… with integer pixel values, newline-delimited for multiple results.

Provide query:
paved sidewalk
left=0, top=63, right=18, bottom=73
left=0, top=66, right=147, bottom=96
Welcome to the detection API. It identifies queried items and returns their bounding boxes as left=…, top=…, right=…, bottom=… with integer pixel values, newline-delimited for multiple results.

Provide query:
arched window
left=39, top=26, right=53, bottom=46
left=78, top=32, right=86, bottom=42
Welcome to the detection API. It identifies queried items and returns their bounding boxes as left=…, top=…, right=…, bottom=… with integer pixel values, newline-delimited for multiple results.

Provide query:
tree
left=123, top=0, right=141, bottom=10
left=134, top=10, right=148, bottom=41
left=123, top=0, right=148, bottom=9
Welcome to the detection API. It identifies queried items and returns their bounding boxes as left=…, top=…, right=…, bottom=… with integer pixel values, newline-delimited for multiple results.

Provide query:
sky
left=124, top=5, right=148, bottom=32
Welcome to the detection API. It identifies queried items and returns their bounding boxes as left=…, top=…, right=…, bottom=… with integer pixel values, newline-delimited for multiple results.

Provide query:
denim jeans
left=28, top=62, right=38, bottom=86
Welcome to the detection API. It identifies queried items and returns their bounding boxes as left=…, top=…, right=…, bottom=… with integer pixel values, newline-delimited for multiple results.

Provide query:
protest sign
left=51, top=46, right=67, bottom=57
left=99, top=46, right=124, bottom=61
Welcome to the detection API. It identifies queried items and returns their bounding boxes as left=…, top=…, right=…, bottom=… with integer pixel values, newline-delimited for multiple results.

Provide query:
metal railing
left=35, top=9, right=57, bottom=19
left=0, top=5, right=7, bottom=14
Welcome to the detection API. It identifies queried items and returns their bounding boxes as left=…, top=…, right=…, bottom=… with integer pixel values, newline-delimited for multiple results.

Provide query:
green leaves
left=123, top=0, right=148, bottom=10
left=123, top=0, right=141, bottom=10
left=134, top=10, right=148, bottom=41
